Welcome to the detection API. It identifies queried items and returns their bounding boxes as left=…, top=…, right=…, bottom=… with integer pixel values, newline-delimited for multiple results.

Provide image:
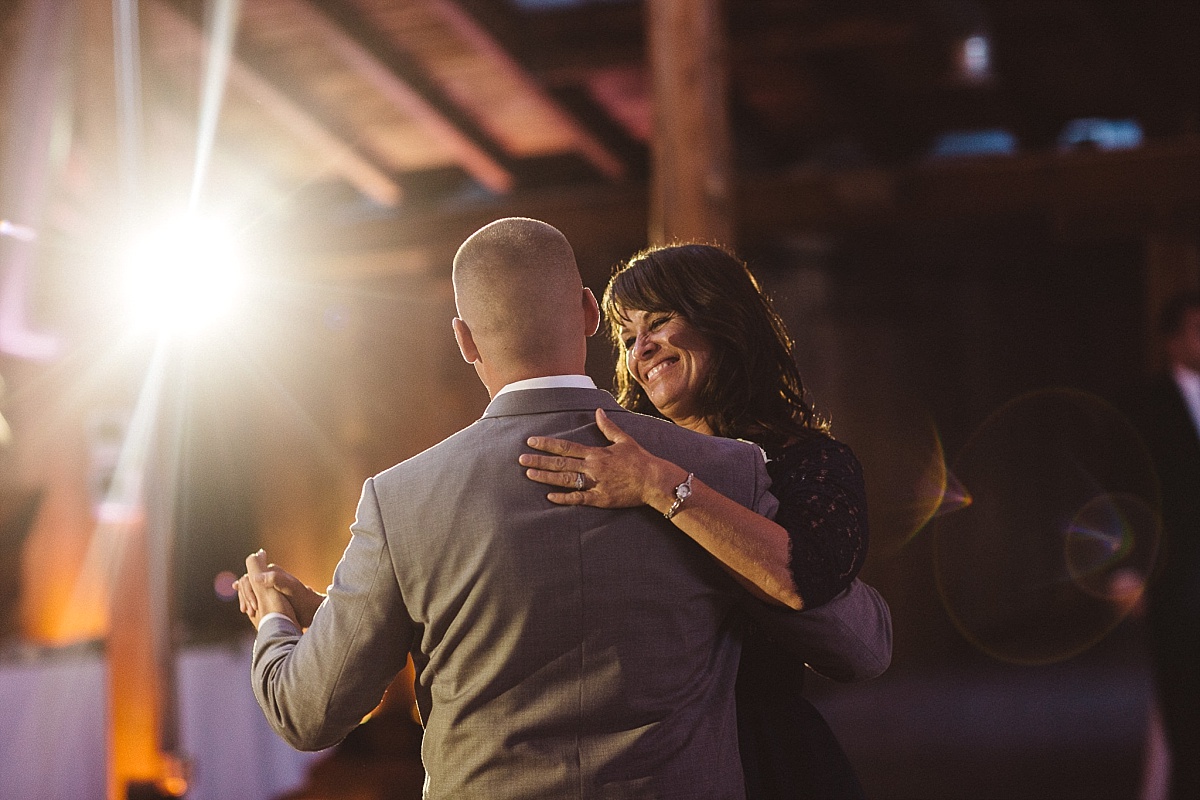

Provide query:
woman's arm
left=521, top=408, right=803, bottom=609
left=742, top=579, right=892, bottom=682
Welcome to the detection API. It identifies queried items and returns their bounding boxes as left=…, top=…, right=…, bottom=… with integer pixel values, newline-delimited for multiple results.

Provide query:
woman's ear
left=452, top=317, right=479, bottom=363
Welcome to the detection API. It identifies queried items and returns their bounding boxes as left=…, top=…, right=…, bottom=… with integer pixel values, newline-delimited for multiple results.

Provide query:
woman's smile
left=644, top=356, right=679, bottom=383
left=620, top=309, right=714, bottom=432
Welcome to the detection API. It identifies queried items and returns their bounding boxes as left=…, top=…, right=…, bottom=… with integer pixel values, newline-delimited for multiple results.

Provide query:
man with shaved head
left=451, top=217, right=595, bottom=394
left=239, top=218, right=890, bottom=798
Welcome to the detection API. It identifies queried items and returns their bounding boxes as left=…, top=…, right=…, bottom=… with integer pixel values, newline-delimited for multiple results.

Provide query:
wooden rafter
left=426, top=0, right=626, bottom=181
left=147, top=0, right=403, bottom=207
left=316, top=137, right=1200, bottom=280
left=298, top=0, right=515, bottom=193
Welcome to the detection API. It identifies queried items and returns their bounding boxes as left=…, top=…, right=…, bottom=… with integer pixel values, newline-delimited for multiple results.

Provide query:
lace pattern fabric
left=765, top=434, right=869, bottom=609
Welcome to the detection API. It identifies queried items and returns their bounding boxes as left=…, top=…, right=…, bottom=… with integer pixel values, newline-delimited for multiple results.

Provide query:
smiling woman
left=522, top=242, right=880, bottom=800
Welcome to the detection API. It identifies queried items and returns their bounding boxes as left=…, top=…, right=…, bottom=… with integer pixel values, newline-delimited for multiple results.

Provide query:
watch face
left=677, top=482, right=692, bottom=500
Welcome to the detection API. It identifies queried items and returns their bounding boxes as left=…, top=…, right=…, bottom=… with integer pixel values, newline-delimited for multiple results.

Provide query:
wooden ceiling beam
left=428, top=0, right=626, bottom=181
left=301, top=0, right=515, bottom=193
left=305, top=138, right=1200, bottom=277
left=508, top=2, right=911, bottom=84
left=497, top=0, right=644, bottom=83
left=740, top=139, right=1200, bottom=239
left=148, top=0, right=403, bottom=207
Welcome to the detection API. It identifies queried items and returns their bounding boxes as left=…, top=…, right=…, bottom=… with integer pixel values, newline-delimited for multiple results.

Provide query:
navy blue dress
left=737, top=433, right=870, bottom=800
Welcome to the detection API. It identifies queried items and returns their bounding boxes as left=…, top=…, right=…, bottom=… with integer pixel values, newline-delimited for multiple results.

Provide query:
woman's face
left=618, top=308, right=715, bottom=434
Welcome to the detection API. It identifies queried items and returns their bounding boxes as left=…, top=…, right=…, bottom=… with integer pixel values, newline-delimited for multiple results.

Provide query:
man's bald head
left=452, top=218, right=596, bottom=384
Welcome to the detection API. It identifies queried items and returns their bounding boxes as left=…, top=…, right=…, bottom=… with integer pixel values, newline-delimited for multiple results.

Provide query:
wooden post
left=646, top=0, right=734, bottom=248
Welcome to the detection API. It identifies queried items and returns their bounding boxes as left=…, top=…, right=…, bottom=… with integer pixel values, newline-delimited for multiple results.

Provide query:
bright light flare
left=124, top=217, right=244, bottom=334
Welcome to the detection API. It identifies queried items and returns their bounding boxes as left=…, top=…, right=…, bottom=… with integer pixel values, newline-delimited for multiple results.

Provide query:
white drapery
left=0, top=639, right=322, bottom=800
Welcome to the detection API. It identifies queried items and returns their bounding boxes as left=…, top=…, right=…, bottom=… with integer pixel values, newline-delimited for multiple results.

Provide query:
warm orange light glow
left=17, top=406, right=110, bottom=645
left=162, top=776, right=189, bottom=797
left=107, top=512, right=168, bottom=800
left=160, top=754, right=190, bottom=797
left=21, top=515, right=110, bottom=643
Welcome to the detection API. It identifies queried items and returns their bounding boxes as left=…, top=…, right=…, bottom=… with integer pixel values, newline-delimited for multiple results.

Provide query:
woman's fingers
left=521, top=413, right=647, bottom=510
left=594, top=408, right=629, bottom=442
left=262, top=566, right=300, bottom=597
left=236, top=574, right=256, bottom=617
left=519, top=452, right=580, bottom=473
left=525, top=467, right=585, bottom=489
left=544, top=489, right=590, bottom=506
left=526, top=435, right=591, bottom=458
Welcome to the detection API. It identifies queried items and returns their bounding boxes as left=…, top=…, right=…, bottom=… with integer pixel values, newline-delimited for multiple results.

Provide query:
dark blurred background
left=3, top=0, right=1198, bottom=797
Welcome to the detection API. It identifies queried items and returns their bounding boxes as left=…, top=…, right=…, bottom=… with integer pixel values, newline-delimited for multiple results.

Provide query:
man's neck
left=481, top=359, right=588, bottom=397
left=494, top=374, right=596, bottom=397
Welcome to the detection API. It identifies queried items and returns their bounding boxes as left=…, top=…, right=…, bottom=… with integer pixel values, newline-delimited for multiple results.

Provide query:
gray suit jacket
left=252, top=387, right=891, bottom=799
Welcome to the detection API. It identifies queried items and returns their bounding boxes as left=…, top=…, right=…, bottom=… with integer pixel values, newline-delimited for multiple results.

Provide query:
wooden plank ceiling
left=2, top=0, right=1199, bottom=269
left=138, top=0, right=631, bottom=208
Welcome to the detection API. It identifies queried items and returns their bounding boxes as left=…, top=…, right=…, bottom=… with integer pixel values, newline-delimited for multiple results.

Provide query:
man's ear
left=582, top=287, right=600, bottom=337
left=453, top=317, right=479, bottom=363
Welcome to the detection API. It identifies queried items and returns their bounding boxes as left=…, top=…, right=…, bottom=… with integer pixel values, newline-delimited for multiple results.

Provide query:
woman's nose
left=632, top=333, right=657, bottom=359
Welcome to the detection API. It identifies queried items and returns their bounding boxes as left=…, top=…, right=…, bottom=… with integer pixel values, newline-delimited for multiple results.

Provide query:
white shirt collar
left=1173, top=364, right=1200, bottom=438
left=495, top=374, right=597, bottom=397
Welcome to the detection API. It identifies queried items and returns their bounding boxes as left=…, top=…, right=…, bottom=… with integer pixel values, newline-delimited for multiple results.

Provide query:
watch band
left=664, top=472, right=694, bottom=520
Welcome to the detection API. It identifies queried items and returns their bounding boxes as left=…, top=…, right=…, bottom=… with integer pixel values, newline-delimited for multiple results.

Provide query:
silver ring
left=574, top=472, right=586, bottom=491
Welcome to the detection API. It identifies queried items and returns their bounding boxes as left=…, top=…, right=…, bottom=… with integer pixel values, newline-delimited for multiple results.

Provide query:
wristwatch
left=664, top=472, right=694, bottom=520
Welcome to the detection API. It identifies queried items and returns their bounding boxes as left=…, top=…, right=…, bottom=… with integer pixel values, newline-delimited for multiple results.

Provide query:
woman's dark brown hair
left=602, top=243, right=828, bottom=449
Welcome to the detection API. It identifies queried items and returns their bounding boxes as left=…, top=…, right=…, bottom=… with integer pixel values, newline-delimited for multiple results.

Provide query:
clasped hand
left=234, top=550, right=325, bottom=631
left=520, top=408, right=665, bottom=508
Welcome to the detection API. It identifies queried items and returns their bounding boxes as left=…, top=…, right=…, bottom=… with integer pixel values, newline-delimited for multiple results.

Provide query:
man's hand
left=236, top=550, right=301, bottom=630
left=255, top=562, right=325, bottom=629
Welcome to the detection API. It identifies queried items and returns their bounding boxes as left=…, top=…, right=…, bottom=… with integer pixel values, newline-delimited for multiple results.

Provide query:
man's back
left=377, top=388, right=771, bottom=798
left=251, top=388, right=772, bottom=798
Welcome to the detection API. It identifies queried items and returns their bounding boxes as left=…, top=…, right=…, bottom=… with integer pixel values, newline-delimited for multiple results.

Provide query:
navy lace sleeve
left=765, top=434, right=869, bottom=609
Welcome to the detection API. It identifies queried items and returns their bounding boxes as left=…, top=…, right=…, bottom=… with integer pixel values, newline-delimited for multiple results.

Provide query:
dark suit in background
left=1140, top=371, right=1200, bottom=800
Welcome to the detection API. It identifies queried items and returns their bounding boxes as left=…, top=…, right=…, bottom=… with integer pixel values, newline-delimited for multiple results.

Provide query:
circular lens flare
left=124, top=216, right=243, bottom=334
left=1064, top=493, right=1155, bottom=603
left=933, top=389, right=1160, bottom=665
left=213, top=570, right=238, bottom=601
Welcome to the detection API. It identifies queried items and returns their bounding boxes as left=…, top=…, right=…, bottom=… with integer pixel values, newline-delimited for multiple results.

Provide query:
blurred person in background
left=1137, top=291, right=1200, bottom=800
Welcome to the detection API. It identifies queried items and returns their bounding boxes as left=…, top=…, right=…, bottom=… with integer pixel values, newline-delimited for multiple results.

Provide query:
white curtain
left=0, top=639, right=324, bottom=800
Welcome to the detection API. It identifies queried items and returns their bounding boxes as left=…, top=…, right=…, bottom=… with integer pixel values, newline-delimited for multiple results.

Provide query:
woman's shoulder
left=764, top=430, right=866, bottom=499
left=768, top=429, right=861, bottom=469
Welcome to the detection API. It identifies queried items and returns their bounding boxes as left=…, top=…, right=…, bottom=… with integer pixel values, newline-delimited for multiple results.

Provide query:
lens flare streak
left=189, top=0, right=243, bottom=213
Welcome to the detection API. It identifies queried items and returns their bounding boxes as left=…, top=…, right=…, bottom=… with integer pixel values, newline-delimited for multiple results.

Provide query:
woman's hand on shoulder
left=520, top=408, right=674, bottom=508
